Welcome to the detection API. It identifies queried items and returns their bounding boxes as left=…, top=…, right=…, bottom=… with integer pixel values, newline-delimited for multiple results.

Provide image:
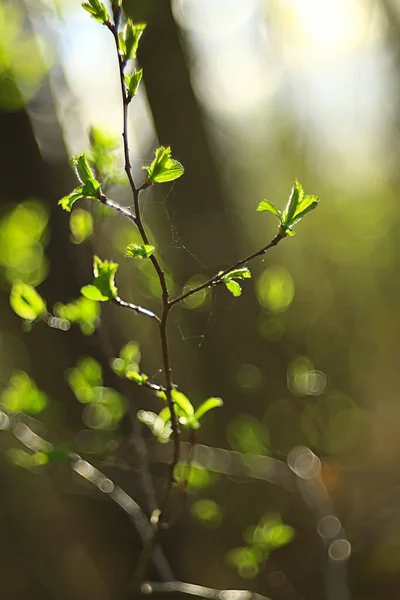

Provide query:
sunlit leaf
left=59, top=186, right=85, bottom=212
left=224, top=267, right=251, bottom=280
left=171, top=389, right=194, bottom=417
left=194, top=397, right=223, bottom=421
left=224, top=279, right=242, bottom=297
left=283, top=179, right=303, bottom=225
left=10, top=280, right=46, bottom=321
left=143, top=146, right=184, bottom=183
left=122, top=20, right=146, bottom=60
left=81, top=256, right=118, bottom=302
left=125, top=243, right=155, bottom=259
left=125, top=69, right=143, bottom=98
left=257, top=200, right=282, bottom=221
left=81, top=0, right=110, bottom=24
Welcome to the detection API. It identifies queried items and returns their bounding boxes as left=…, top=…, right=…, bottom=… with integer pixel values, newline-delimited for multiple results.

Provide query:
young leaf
left=257, top=200, right=282, bottom=221
left=125, top=243, right=155, bottom=259
left=82, top=0, right=110, bottom=24
left=194, top=397, right=224, bottom=421
left=291, top=195, right=319, bottom=224
left=81, top=256, right=118, bottom=302
left=171, top=389, right=194, bottom=418
left=224, top=280, right=242, bottom=297
left=126, top=371, right=148, bottom=385
left=143, top=146, right=184, bottom=183
left=224, top=267, right=251, bottom=281
left=10, top=281, right=46, bottom=321
left=122, top=20, right=146, bottom=61
left=125, top=69, right=143, bottom=99
left=73, top=154, right=95, bottom=185
left=283, top=179, right=303, bottom=226
left=59, top=186, right=85, bottom=212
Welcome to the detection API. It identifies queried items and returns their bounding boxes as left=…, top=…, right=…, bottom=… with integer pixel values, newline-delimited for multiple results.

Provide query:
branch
left=9, top=418, right=174, bottom=582
left=113, top=296, right=161, bottom=323
left=99, top=192, right=137, bottom=224
left=170, top=233, right=284, bottom=307
left=139, top=580, right=273, bottom=600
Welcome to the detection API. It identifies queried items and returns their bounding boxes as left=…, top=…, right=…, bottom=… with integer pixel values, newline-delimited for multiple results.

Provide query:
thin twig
left=107, top=19, right=180, bottom=578
left=99, top=192, right=137, bottom=224
left=169, top=233, right=284, bottom=307
left=113, top=296, right=161, bottom=323
left=139, top=580, right=273, bottom=600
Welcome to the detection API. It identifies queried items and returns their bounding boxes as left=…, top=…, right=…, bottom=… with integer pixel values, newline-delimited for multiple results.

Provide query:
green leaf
left=257, top=200, right=282, bottom=221
left=126, top=371, right=148, bottom=385
left=81, top=0, right=110, bottom=24
left=171, top=389, right=194, bottom=418
left=54, top=296, right=99, bottom=335
left=143, top=146, right=184, bottom=183
left=10, top=280, right=46, bottom=321
left=123, top=20, right=146, bottom=60
left=224, top=267, right=251, bottom=281
left=291, top=194, right=319, bottom=223
left=73, top=154, right=95, bottom=185
left=2, top=370, right=48, bottom=414
left=224, top=280, right=242, bottom=297
left=194, top=397, right=223, bottom=421
left=283, top=179, right=303, bottom=225
left=59, top=186, right=85, bottom=212
left=125, top=69, right=143, bottom=99
left=125, top=243, right=155, bottom=259
left=81, top=256, right=118, bottom=302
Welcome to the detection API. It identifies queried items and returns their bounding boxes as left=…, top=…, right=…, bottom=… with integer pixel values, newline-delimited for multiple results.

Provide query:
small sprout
left=257, top=180, right=319, bottom=237
left=81, top=0, right=110, bottom=24
left=143, top=146, right=185, bottom=183
left=59, top=154, right=101, bottom=212
left=125, top=243, right=155, bottom=259
left=220, top=267, right=251, bottom=297
left=193, top=397, right=223, bottom=421
left=119, top=21, right=146, bottom=62
left=81, top=256, right=119, bottom=302
left=125, top=69, right=143, bottom=100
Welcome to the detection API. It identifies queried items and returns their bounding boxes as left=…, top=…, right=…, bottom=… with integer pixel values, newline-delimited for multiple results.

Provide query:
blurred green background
left=1, top=0, right=400, bottom=598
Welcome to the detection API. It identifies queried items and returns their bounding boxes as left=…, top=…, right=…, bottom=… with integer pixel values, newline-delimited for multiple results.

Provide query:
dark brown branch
left=169, top=233, right=284, bottom=307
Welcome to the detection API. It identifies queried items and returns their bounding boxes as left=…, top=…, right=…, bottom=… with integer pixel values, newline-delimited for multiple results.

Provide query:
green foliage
left=7, top=448, right=49, bottom=471
left=81, top=255, right=118, bottom=301
left=2, top=370, right=48, bottom=414
left=67, top=356, right=126, bottom=430
left=81, top=0, right=110, bottom=24
left=193, top=397, right=223, bottom=421
left=143, top=146, right=185, bottom=183
left=227, top=513, right=295, bottom=578
left=59, top=154, right=101, bottom=212
left=0, top=199, right=49, bottom=285
left=220, top=267, right=251, bottom=297
left=137, top=409, right=172, bottom=443
left=119, top=20, right=146, bottom=62
left=125, top=69, right=143, bottom=99
left=257, top=179, right=319, bottom=236
left=10, top=280, right=46, bottom=321
left=53, top=296, right=99, bottom=335
left=88, top=126, right=125, bottom=186
left=125, top=243, right=155, bottom=259
left=70, top=208, right=93, bottom=244
left=191, top=498, right=223, bottom=528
